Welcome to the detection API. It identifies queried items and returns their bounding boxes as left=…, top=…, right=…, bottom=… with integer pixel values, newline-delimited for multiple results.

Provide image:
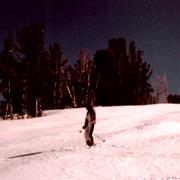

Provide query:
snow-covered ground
left=0, top=104, right=180, bottom=180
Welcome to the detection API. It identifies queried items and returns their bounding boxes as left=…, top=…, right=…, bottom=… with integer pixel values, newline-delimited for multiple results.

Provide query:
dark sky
left=0, top=0, right=180, bottom=94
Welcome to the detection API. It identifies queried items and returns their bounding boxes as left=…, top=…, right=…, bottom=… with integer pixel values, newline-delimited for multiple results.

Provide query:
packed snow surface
left=0, top=104, right=180, bottom=180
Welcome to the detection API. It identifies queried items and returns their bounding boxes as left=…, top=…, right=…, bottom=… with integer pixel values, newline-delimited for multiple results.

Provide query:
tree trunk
left=85, top=63, right=92, bottom=106
left=5, top=80, right=13, bottom=120
left=65, top=82, right=77, bottom=108
left=36, top=96, right=42, bottom=117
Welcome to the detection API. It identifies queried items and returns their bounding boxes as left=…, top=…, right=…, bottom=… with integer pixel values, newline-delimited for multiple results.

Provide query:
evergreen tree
left=126, top=42, right=153, bottom=104
left=0, top=23, right=75, bottom=118
left=94, top=49, right=117, bottom=105
left=0, top=32, right=23, bottom=119
left=49, top=42, right=68, bottom=109
left=16, top=22, right=46, bottom=117
left=94, top=37, right=154, bottom=105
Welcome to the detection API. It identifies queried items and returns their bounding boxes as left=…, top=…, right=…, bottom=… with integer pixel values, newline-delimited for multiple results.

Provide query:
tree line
left=0, top=22, right=154, bottom=119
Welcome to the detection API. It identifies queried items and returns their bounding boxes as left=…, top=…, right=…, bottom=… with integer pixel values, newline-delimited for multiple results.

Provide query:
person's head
left=86, top=105, right=93, bottom=111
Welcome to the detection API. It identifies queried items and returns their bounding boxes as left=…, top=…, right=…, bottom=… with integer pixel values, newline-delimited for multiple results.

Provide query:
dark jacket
left=83, top=107, right=96, bottom=129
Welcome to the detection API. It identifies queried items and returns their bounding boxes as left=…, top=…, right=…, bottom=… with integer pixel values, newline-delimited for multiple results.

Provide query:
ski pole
left=94, top=133, right=105, bottom=142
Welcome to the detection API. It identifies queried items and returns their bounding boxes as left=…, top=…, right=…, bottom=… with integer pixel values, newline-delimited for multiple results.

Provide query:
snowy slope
left=0, top=104, right=180, bottom=180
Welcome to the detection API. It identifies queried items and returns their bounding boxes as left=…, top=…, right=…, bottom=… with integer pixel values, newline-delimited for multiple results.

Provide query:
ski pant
left=84, top=124, right=94, bottom=146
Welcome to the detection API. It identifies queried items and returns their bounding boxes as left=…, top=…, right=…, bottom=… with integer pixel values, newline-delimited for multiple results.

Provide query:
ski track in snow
left=0, top=104, right=180, bottom=179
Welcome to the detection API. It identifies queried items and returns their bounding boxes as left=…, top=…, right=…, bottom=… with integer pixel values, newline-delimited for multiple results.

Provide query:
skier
left=82, top=105, right=96, bottom=146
